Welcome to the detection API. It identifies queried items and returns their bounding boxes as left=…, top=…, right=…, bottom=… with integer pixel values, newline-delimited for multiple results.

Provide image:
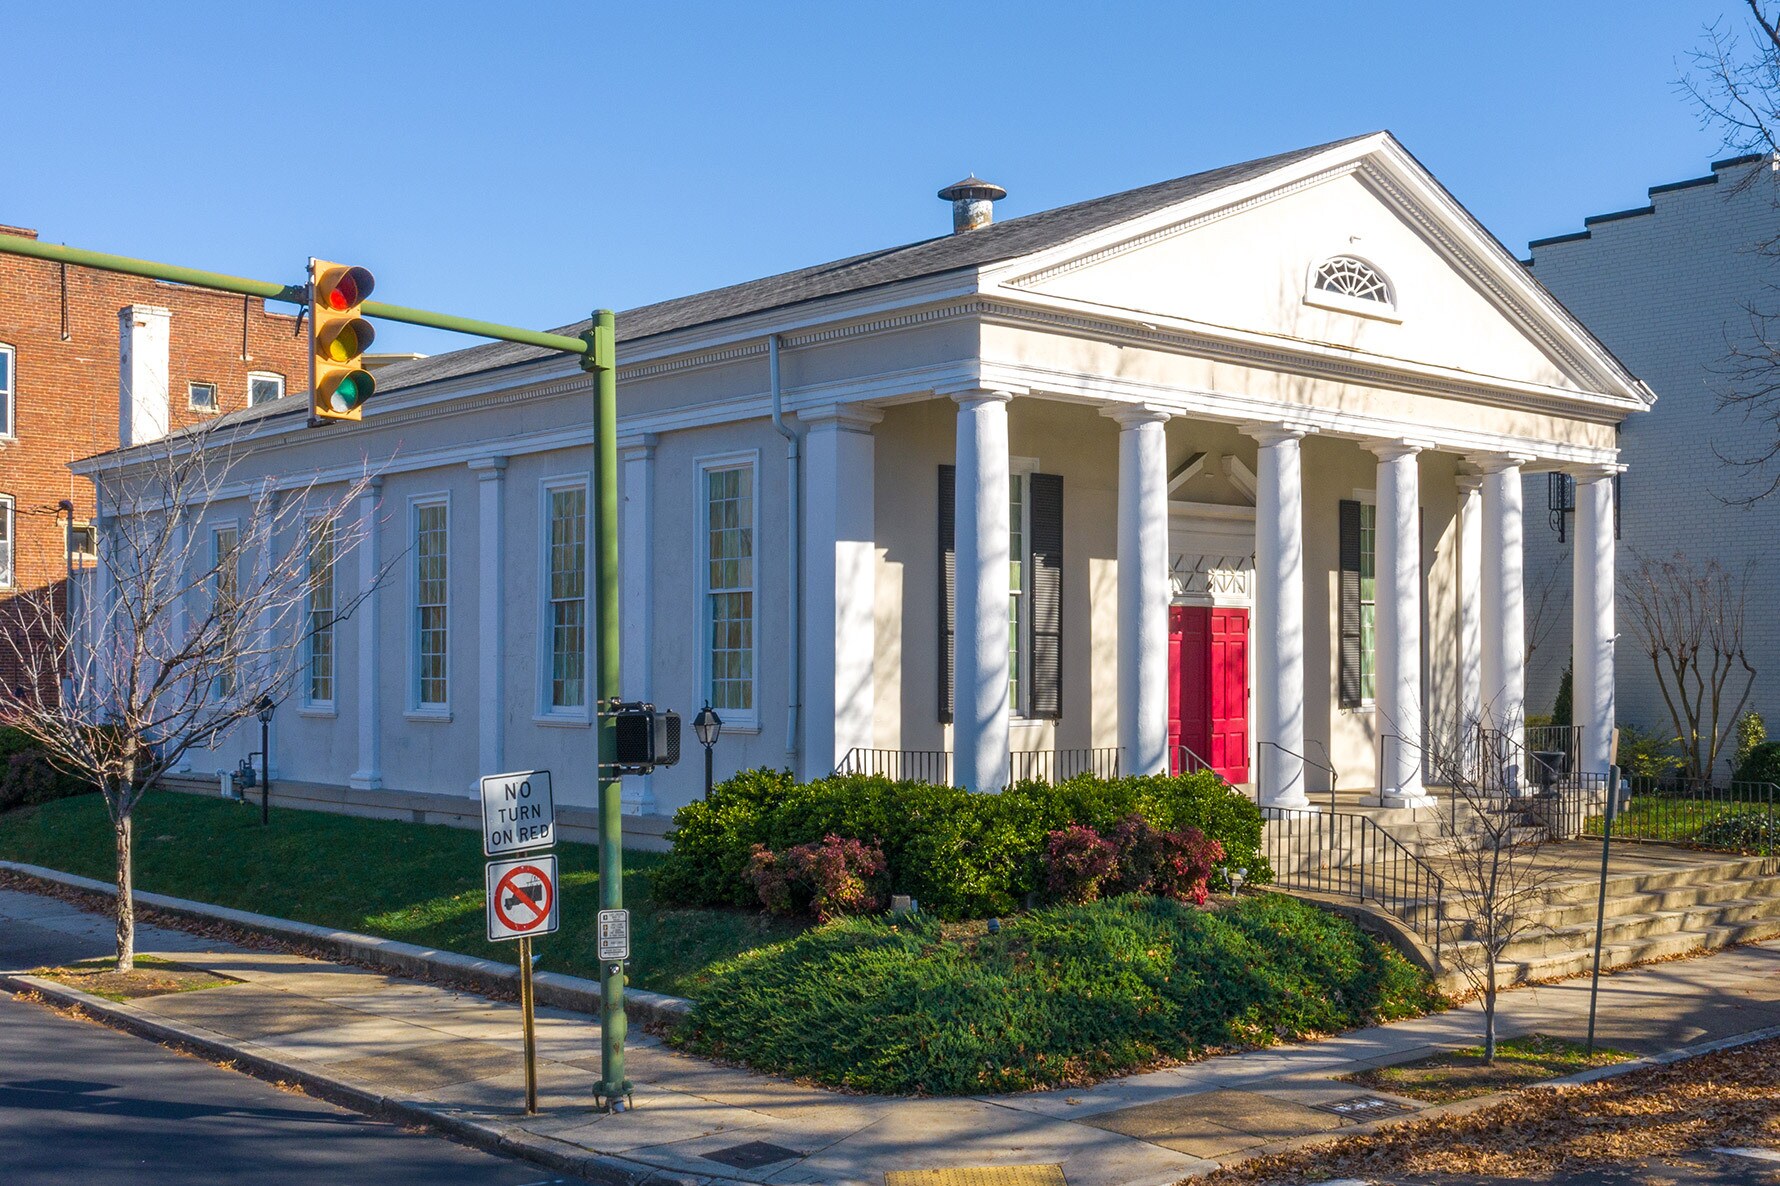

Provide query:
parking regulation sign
left=485, top=854, right=560, bottom=942
left=480, top=770, right=555, bottom=857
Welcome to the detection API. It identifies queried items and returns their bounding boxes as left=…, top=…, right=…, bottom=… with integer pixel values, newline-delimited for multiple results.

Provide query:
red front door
left=1168, top=605, right=1250, bottom=783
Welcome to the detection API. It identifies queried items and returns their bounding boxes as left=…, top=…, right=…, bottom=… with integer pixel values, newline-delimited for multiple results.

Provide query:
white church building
left=78, top=132, right=1650, bottom=830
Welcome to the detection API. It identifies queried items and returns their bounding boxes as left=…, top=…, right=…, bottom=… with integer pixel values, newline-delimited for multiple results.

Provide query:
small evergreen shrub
left=1043, top=825, right=1117, bottom=903
left=744, top=835, right=888, bottom=921
left=0, top=728, right=94, bottom=814
left=1735, top=711, right=1768, bottom=771
left=654, top=767, right=1269, bottom=920
left=1695, top=813, right=1779, bottom=852
left=1552, top=661, right=1573, bottom=728
left=1733, top=741, right=1780, bottom=788
left=1619, top=723, right=1682, bottom=784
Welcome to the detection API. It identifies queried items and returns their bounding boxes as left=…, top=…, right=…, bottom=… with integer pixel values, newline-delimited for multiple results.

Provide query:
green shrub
left=1735, top=711, right=1768, bottom=771
left=0, top=728, right=94, bottom=814
left=1619, top=723, right=1682, bottom=783
left=653, top=768, right=1269, bottom=920
left=673, top=893, right=1441, bottom=1094
left=1695, top=812, right=1779, bottom=852
left=1552, top=661, right=1573, bottom=728
left=1733, top=741, right=1780, bottom=788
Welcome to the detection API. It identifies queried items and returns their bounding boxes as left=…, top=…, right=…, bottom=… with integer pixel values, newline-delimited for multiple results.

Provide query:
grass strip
left=1342, top=1033, right=1634, bottom=1103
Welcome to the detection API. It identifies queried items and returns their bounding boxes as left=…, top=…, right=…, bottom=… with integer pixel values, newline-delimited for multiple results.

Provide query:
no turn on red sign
left=485, top=854, right=560, bottom=942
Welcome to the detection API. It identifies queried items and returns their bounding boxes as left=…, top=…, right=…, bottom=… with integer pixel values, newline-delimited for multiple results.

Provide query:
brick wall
left=0, top=224, right=310, bottom=695
left=1525, top=158, right=1780, bottom=754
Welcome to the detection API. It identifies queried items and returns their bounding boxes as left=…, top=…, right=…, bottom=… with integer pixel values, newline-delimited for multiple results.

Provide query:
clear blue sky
left=2, top=1, right=1744, bottom=355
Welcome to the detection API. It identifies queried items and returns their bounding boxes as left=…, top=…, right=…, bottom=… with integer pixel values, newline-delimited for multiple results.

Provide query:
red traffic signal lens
left=319, top=265, right=375, bottom=311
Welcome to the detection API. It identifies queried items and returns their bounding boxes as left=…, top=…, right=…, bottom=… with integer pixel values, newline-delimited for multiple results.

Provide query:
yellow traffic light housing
left=309, top=259, right=377, bottom=422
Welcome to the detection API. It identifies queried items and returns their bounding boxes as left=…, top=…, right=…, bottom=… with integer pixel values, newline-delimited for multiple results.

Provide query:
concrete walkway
left=6, top=885, right=1780, bottom=1186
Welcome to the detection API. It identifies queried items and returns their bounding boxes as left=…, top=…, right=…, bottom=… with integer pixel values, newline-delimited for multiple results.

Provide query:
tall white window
left=544, top=482, right=587, bottom=711
left=211, top=524, right=240, bottom=698
left=1008, top=473, right=1026, bottom=714
left=304, top=518, right=336, bottom=706
left=413, top=500, right=449, bottom=708
left=702, top=460, right=755, bottom=723
left=0, top=495, right=13, bottom=589
left=248, top=372, right=284, bottom=406
left=0, top=344, right=15, bottom=437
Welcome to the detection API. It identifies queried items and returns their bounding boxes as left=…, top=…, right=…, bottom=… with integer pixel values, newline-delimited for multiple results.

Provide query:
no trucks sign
left=485, top=854, right=560, bottom=942
left=480, top=770, right=555, bottom=856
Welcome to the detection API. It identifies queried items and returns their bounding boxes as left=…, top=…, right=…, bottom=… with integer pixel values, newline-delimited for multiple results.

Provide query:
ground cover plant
left=0, top=792, right=800, bottom=998
left=1340, top=1033, right=1632, bottom=1104
left=672, top=892, right=1441, bottom=1095
left=654, top=767, right=1268, bottom=920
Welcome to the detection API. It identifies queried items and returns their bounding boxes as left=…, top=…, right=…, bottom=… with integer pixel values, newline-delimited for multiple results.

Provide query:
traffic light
left=610, top=701, right=682, bottom=773
left=308, top=258, right=377, bottom=422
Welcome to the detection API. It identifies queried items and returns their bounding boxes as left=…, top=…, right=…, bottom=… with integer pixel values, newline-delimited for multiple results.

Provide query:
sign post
left=481, top=772, right=559, bottom=1115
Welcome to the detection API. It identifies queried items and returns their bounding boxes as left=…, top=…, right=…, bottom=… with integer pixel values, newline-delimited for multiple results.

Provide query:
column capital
left=944, top=387, right=1017, bottom=409
left=1365, top=438, right=1430, bottom=461
left=467, top=455, right=508, bottom=480
left=1101, top=402, right=1172, bottom=428
left=1240, top=420, right=1317, bottom=446
left=617, top=432, right=659, bottom=461
left=366, top=474, right=384, bottom=495
left=1455, top=472, right=1484, bottom=494
left=800, top=402, right=885, bottom=432
left=1466, top=450, right=1536, bottom=474
left=1564, top=461, right=1624, bottom=483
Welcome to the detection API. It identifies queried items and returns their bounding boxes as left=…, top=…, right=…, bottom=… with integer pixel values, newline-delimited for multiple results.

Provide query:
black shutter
left=938, top=465, right=956, bottom=724
left=1339, top=499, right=1362, bottom=710
left=1029, top=473, right=1064, bottom=720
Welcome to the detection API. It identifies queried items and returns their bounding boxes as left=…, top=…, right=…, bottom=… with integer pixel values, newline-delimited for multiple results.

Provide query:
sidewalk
left=6, top=883, right=1780, bottom=1186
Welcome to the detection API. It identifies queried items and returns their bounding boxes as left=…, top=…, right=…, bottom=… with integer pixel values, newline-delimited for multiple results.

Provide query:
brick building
left=0, top=223, right=310, bottom=693
left=1524, top=155, right=1780, bottom=744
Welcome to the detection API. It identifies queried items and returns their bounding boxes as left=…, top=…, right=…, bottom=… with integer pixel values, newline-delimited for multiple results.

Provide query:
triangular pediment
left=979, top=134, right=1649, bottom=406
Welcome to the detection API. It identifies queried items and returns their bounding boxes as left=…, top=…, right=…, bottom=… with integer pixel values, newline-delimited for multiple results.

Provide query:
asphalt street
left=0, top=915, right=581, bottom=1186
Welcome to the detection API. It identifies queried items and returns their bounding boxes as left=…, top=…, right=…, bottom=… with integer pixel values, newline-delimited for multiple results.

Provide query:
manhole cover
left=1314, top=1095, right=1417, bottom=1119
left=701, top=1141, right=805, bottom=1170
left=885, top=1168, right=1067, bottom=1186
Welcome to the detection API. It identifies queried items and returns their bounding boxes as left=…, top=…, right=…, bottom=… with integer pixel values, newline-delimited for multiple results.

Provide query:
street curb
left=1, top=972, right=719, bottom=1186
left=0, top=860, right=695, bottom=1029
left=1208, top=1023, right=1780, bottom=1170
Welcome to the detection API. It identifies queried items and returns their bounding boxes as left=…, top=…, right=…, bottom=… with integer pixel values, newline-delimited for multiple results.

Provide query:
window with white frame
left=188, top=381, right=218, bottom=412
left=248, top=372, right=284, bottom=406
left=702, top=460, right=755, bottom=722
left=1008, top=471, right=1028, bottom=715
left=413, top=500, right=449, bottom=708
left=304, top=518, right=336, bottom=707
left=0, top=344, right=14, bottom=437
left=0, top=496, right=13, bottom=589
left=211, top=524, right=240, bottom=698
left=1358, top=501, right=1377, bottom=704
left=543, top=481, right=588, bottom=711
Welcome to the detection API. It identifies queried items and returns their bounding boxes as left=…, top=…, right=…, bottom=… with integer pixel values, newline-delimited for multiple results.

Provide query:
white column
left=1246, top=423, right=1314, bottom=809
left=953, top=391, right=1013, bottom=793
left=1106, top=405, right=1172, bottom=775
left=349, top=478, right=384, bottom=790
left=1456, top=473, right=1484, bottom=732
left=1477, top=456, right=1528, bottom=748
left=803, top=406, right=882, bottom=780
left=1369, top=441, right=1430, bottom=806
left=1573, top=468, right=1617, bottom=776
left=469, top=458, right=506, bottom=781
left=620, top=435, right=657, bottom=814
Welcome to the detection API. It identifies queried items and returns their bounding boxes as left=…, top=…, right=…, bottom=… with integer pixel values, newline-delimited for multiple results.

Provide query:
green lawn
left=1342, top=1033, right=1633, bottom=1103
left=1583, top=796, right=1777, bottom=850
left=0, top=791, right=800, bottom=998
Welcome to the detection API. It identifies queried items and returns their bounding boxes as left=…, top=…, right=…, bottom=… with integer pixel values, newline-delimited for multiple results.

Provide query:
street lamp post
left=256, top=696, right=275, bottom=826
left=693, top=702, right=722, bottom=798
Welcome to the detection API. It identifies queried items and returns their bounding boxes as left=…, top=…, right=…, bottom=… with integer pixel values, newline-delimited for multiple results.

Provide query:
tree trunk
left=1482, top=960, right=1497, bottom=1064
left=114, top=811, right=134, bottom=973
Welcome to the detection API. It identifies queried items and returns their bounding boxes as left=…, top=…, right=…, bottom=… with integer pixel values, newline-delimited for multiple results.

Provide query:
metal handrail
left=1265, top=804, right=1447, bottom=959
left=1258, top=739, right=1339, bottom=810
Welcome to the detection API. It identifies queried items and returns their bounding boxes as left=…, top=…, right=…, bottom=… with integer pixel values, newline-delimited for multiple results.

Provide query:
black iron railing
left=1264, top=805, right=1446, bottom=956
left=834, top=747, right=1122, bottom=785
left=835, top=748, right=951, bottom=782
left=1584, top=776, right=1779, bottom=863
left=1008, top=746, right=1123, bottom=782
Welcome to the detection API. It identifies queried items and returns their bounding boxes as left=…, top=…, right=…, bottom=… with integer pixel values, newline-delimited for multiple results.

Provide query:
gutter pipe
left=769, top=335, right=801, bottom=768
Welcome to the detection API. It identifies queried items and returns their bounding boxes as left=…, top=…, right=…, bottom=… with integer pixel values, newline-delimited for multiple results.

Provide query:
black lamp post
left=693, top=701, right=722, bottom=798
left=255, top=696, right=275, bottom=826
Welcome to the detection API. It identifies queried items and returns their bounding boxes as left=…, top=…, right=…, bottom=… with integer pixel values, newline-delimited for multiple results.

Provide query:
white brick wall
left=1524, top=157, right=1780, bottom=758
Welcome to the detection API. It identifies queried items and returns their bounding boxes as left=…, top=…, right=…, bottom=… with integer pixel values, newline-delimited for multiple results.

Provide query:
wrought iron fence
left=834, top=748, right=951, bottom=782
left=1583, top=776, right=1779, bottom=861
left=833, top=747, right=1122, bottom=785
left=1263, top=806, right=1445, bottom=956
left=1007, top=746, right=1123, bottom=783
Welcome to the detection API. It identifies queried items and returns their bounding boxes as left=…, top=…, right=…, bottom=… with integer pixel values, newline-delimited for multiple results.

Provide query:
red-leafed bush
left=1045, top=814, right=1224, bottom=906
left=1043, top=824, right=1118, bottom=904
left=744, top=834, right=888, bottom=921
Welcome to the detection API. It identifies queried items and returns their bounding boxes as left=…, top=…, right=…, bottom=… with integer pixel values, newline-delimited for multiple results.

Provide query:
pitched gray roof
left=373, top=133, right=1376, bottom=391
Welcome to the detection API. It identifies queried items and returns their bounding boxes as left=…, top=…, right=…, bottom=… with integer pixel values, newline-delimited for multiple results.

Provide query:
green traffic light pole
left=0, top=233, right=632, bottom=1109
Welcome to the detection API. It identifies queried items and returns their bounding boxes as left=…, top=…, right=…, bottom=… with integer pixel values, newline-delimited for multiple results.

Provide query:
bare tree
left=0, top=424, right=385, bottom=971
left=1681, top=4, right=1780, bottom=501
left=1622, top=550, right=1757, bottom=781
left=1424, top=712, right=1570, bottom=1063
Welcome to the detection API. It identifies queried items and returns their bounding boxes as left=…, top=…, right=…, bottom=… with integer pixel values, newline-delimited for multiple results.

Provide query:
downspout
left=769, top=334, right=801, bottom=767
